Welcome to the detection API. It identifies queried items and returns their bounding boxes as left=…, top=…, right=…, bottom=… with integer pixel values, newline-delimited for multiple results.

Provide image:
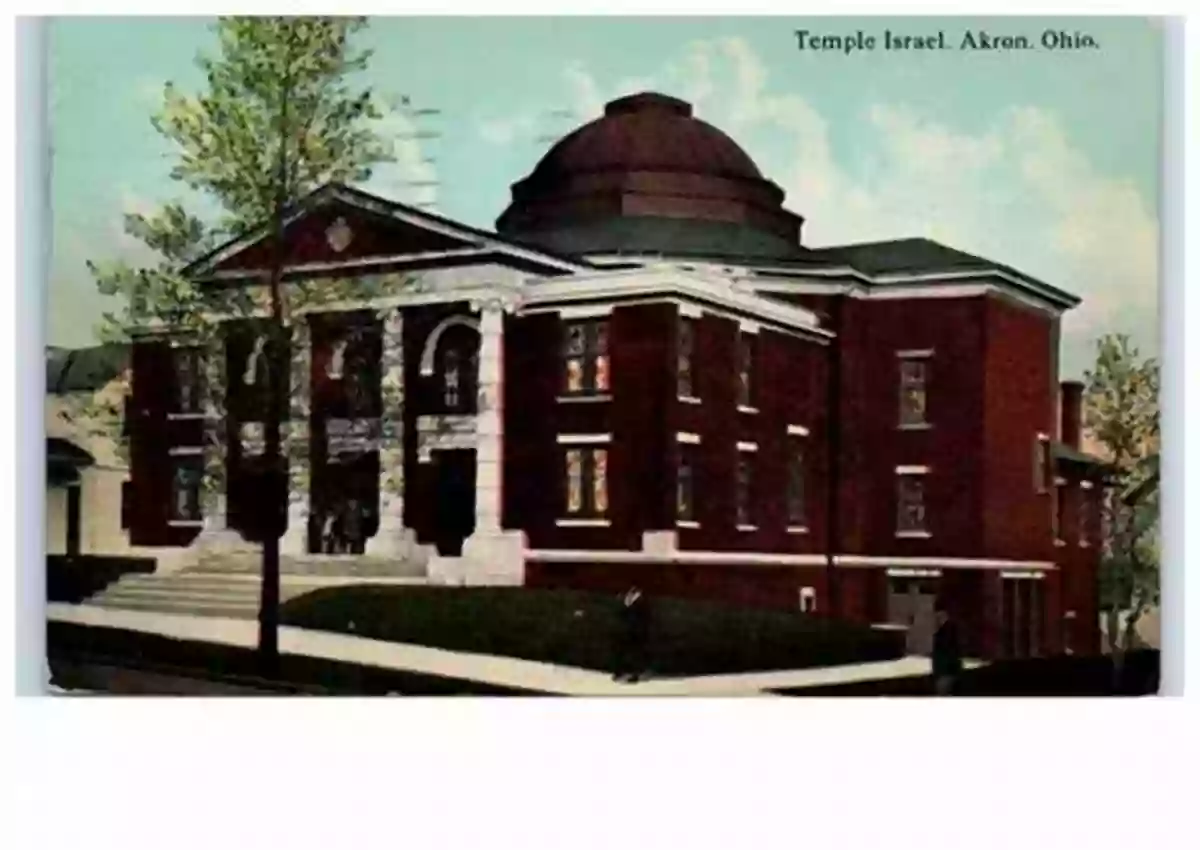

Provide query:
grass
left=47, top=622, right=539, bottom=696
left=279, top=585, right=904, bottom=677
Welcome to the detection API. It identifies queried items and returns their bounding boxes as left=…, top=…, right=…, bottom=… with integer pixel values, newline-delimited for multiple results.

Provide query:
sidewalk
left=47, top=603, right=960, bottom=696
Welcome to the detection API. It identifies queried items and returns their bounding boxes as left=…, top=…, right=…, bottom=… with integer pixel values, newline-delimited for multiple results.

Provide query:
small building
left=119, top=93, right=1107, bottom=658
left=45, top=344, right=139, bottom=556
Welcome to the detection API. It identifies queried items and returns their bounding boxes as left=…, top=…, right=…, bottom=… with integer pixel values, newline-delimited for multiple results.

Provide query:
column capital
left=470, top=289, right=522, bottom=316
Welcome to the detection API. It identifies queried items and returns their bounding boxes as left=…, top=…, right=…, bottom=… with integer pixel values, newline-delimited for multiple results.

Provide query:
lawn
left=279, top=586, right=904, bottom=677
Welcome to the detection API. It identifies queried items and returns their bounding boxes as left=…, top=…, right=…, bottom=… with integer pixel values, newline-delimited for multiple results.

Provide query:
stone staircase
left=85, top=553, right=430, bottom=620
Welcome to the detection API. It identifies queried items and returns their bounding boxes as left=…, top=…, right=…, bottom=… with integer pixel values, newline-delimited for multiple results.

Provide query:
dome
left=495, top=92, right=805, bottom=258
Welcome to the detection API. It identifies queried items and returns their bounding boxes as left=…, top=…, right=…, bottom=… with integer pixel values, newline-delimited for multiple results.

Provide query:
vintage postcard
left=44, top=15, right=1161, bottom=696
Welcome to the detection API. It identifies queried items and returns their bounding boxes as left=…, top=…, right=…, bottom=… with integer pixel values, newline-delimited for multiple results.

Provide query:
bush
left=280, top=586, right=904, bottom=676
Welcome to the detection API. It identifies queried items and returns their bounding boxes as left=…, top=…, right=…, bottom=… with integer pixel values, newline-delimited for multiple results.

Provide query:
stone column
left=460, top=293, right=525, bottom=585
left=281, top=318, right=312, bottom=555
left=366, top=307, right=419, bottom=562
left=188, top=329, right=251, bottom=560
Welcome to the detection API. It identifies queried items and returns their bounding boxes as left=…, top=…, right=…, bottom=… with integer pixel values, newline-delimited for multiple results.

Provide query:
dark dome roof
left=496, top=92, right=805, bottom=258
left=529, top=93, right=764, bottom=182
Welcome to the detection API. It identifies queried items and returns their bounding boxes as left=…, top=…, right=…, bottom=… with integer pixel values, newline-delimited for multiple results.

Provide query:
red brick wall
left=981, top=295, right=1057, bottom=561
left=840, top=296, right=988, bottom=557
left=675, top=314, right=829, bottom=554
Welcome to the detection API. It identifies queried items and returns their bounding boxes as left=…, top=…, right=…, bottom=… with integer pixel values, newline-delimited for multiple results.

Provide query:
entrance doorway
left=887, top=576, right=938, bottom=655
left=432, top=449, right=476, bottom=556
left=1001, top=578, right=1045, bottom=658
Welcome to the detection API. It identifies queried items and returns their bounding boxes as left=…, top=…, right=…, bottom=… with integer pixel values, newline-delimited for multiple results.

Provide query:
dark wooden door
left=433, top=450, right=476, bottom=556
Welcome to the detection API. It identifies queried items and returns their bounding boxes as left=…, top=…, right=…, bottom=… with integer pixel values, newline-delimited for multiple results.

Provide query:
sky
left=47, top=16, right=1162, bottom=378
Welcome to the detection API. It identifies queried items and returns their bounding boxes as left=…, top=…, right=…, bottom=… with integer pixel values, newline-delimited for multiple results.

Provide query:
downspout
left=825, top=298, right=843, bottom=617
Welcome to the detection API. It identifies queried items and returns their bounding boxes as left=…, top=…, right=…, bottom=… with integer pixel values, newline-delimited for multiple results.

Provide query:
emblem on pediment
left=326, top=217, right=354, bottom=253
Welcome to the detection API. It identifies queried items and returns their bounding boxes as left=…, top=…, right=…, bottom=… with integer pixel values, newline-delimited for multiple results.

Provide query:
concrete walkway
left=47, top=603, right=965, bottom=696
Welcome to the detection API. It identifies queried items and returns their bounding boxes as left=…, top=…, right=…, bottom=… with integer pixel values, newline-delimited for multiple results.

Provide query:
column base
left=459, top=528, right=527, bottom=586
left=365, top=522, right=422, bottom=560
left=280, top=509, right=310, bottom=556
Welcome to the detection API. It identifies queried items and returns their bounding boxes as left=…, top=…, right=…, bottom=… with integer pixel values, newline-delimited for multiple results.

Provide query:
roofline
left=181, top=182, right=592, bottom=280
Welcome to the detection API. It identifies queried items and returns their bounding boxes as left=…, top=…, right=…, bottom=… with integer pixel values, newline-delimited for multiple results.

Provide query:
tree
left=85, top=16, right=408, bottom=662
left=1081, top=333, right=1160, bottom=654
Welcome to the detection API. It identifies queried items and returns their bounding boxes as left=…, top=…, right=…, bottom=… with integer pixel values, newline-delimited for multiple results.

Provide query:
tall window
left=437, top=331, right=479, bottom=413
left=736, top=452, right=755, bottom=527
left=896, top=474, right=927, bottom=534
left=737, top=332, right=756, bottom=409
left=677, top=317, right=696, bottom=399
left=562, top=320, right=609, bottom=396
left=787, top=439, right=806, bottom=527
left=170, top=456, right=203, bottom=522
left=173, top=347, right=202, bottom=414
left=1034, top=436, right=1051, bottom=493
left=564, top=447, right=608, bottom=518
left=677, top=444, right=697, bottom=523
left=898, top=357, right=929, bottom=427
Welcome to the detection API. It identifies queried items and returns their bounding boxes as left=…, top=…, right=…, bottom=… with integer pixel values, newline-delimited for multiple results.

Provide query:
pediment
left=185, top=183, right=586, bottom=283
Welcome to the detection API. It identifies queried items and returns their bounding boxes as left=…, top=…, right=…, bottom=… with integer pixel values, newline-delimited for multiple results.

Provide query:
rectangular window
left=898, top=357, right=928, bottom=427
left=677, top=444, right=696, bottom=523
left=896, top=474, right=927, bottom=534
left=563, top=447, right=608, bottom=518
left=1034, top=436, right=1050, bottom=493
left=170, top=456, right=204, bottom=523
left=562, top=320, right=609, bottom=396
left=737, top=332, right=756, bottom=409
left=786, top=439, right=806, bottom=528
left=173, top=347, right=203, bottom=414
left=677, top=317, right=695, bottom=399
left=736, top=452, right=755, bottom=527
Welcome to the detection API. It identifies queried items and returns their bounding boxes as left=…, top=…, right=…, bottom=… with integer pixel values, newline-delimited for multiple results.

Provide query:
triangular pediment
left=184, top=183, right=586, bottom=282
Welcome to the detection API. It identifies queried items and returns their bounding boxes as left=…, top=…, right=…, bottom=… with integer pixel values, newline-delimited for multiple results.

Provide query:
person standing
left=614, top=585, right=651, bottom=683
left=931, top=606, right=963, bottom=696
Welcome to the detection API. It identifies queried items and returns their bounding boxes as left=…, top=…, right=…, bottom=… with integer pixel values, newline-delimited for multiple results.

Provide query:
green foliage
left=80, top=16, right=401, bottom=492
left=1082, top=333, right=1160, bottom=647
left=89, top=15, right=394, bottom=344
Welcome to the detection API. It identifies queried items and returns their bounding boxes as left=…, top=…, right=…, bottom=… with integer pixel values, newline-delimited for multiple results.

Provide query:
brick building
left=123, top=93, right=1106, bottom=658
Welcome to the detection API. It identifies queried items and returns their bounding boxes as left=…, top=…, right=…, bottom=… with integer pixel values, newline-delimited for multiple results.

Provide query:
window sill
left=1054, top=539, right=1066, bottom=547
left=167, top=446, right=204, bottom=456
left=678, top=395, right=702, bottom=405
left=676, top=520, right=700, bottom=530
left=168, top=520, right=204, bottom=528
left=737, top=405, right=759, bottom=415
left=897, top=422, right=932, bottom=431
left=736, top=524, right=758, bottom=532
left=167, top=412, right=207, bottom=421
left=1079, top=542, right=1090, bottom=548
left=895, top=531, right=932, bottom=539
left=555, top=518, right=611, bottom=528
left=787, top=526, right=810, bottom=535
left=557, top=394, right=612, bottom=403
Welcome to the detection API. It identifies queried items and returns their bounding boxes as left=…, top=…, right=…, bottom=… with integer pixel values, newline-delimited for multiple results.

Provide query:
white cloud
left=555, top=38, right=1159, bottom=377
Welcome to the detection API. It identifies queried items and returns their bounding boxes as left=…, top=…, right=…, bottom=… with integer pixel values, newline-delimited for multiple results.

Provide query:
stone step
left=188, top=553, right=427, bottom=579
